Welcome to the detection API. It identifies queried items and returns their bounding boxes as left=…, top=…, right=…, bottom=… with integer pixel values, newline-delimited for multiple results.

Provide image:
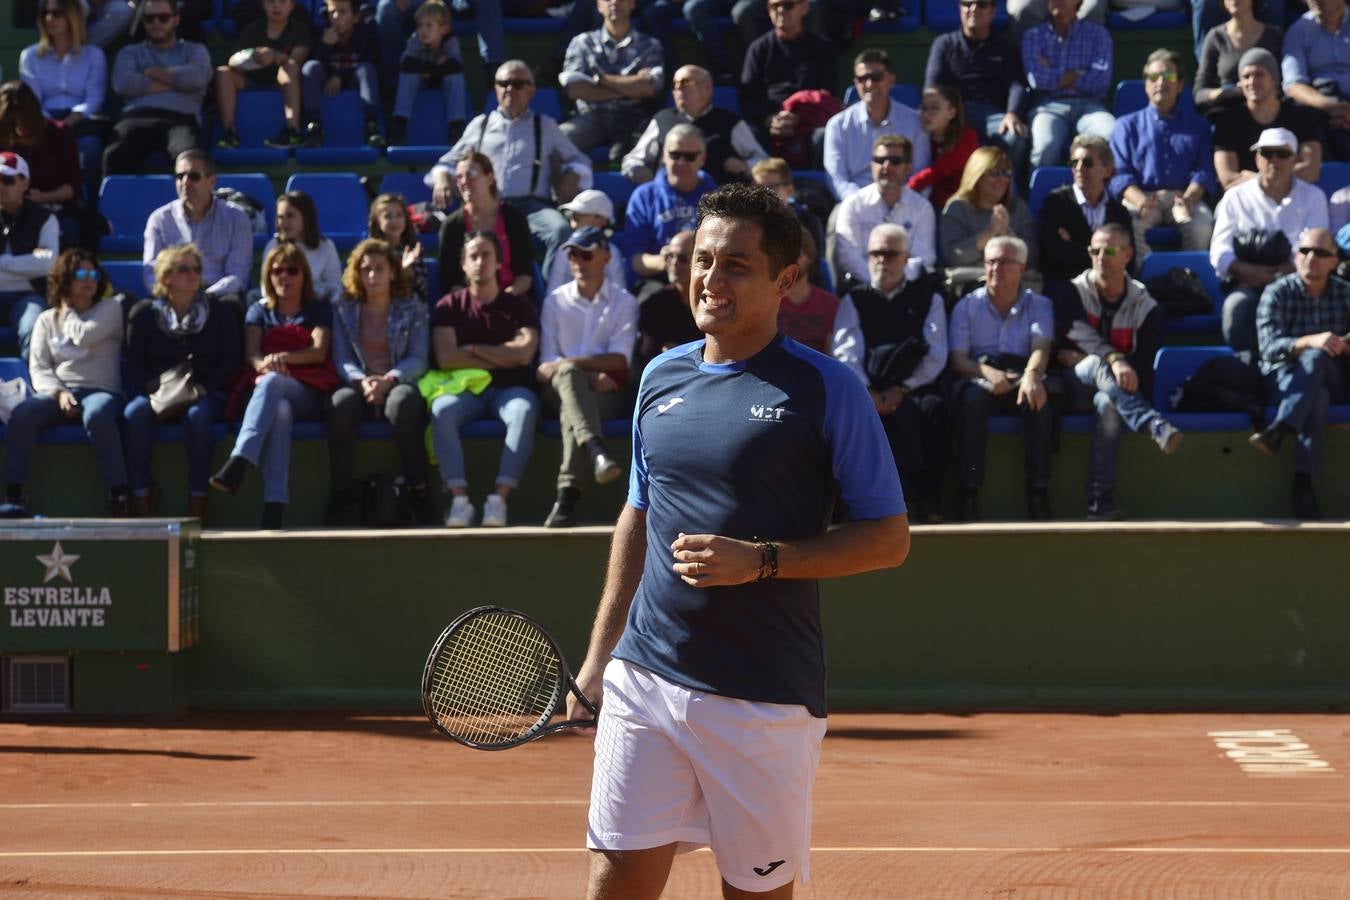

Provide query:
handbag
left=149, top=360, right=205, bottom=420
left=0, top=376, right=31, bottom=425
left=1145, top=267, right=1214, bottom=318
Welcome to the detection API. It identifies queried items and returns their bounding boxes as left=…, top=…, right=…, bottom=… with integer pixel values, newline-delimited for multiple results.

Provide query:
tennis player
left=566, top=183, right=910, bottom=899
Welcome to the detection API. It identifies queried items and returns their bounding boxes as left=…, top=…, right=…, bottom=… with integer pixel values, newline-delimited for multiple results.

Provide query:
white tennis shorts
left=586, top=658, right=828, bottom=892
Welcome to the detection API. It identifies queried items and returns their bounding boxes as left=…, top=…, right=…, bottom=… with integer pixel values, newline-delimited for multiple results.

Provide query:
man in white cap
left=0, top=152, right=57, bottom=360
left=537, top=225, right=638, bottom=528
left=544, top=189, right=627, bottom=295
left=429, top=59, right=594, bottom=275
left=1211, top=127, right=1330, bottom=354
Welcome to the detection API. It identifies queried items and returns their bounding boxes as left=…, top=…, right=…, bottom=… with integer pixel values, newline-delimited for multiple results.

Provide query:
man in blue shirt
left=1251, top=226, right=1350, bottom=518
left=1110, top=50, right=1217, bottom=258
left=566, top=183, right=909, bottom=898
left=948, top=234, right=1057, bottom=521
left=823, top=48, right=928, bottom=202
left=1282, top=0, right=1350, bottom=161
left=1021, top=0, right=1116, bottom=168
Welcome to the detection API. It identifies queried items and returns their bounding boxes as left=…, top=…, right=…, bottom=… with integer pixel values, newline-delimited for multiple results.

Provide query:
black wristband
left=753, top=537, right=778, bottom=582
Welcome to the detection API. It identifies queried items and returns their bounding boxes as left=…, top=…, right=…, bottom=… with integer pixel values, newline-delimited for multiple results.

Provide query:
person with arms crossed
left=565, top=183, right=909, bottom=898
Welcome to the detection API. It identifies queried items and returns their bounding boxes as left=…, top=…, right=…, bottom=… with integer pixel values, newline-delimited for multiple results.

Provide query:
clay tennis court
left=2, top=710, right=1348, bottom=898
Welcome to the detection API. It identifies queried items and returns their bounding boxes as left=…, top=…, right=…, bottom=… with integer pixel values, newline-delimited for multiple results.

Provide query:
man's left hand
left=1016, top=371, right=1047, bottom=411
left=1110, top=358, right=1138, bottom=393
left=671, top=532, right=763, bottom=587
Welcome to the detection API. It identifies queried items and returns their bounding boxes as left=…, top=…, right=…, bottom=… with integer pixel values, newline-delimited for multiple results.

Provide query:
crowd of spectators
left=3, top=0, right=1350, bottom=526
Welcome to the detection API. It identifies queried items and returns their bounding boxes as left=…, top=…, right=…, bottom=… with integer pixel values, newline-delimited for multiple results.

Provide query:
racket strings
left=428, top=612, right=563, bottom=745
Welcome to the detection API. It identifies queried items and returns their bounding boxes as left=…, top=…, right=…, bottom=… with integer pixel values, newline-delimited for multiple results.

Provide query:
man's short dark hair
left=695, top=183, right=802, bottom=276
left=854, top=48, right=891, bottom=72
left=174, top=147, right=215, bottom=176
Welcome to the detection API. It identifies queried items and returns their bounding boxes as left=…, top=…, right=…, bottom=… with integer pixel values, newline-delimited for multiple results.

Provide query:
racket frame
left=421, top=605, right=599, bottom=750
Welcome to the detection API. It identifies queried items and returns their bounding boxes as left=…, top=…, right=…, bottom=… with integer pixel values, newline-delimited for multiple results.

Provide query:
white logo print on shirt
left=657, top=397, right=684, bottom=414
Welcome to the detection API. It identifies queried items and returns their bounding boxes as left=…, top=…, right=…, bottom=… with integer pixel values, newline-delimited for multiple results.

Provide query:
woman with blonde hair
left=324, top=238, right=432, bottom=525
left=18, top=0, right=106, bottom=192
left=124, top=243, right=243, bottom=518
left=939, top=146, right=1038, bottom=291
left=210, top=241, right=335, bottom=528
left=2, top=248, right=126, bottom=516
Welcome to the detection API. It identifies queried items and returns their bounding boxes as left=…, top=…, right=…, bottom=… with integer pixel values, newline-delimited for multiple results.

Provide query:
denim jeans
left=230, top=372, right=324, bottom=504
left=0, top=290, right=46, bottom=360
left=1267, top=348, right=1350, bottom=474
left=1073, top=355, right=1162, bottom=494
left=1027, top=97, right=1115, bottom=169
left=300, top=60, right=380, bottom=124
left=2, top=388, right=126, bottom=488
left=965, top=101, right=1030, bottom=180
left=430, top=385, right=540, bottom=489
left=375, top=0, right=504, bottom=89
left=124, top=392, right=225, bottom=496
left=394, top=71, right=468, bottom=126
left=1222, top=284, right=1263, bottom=355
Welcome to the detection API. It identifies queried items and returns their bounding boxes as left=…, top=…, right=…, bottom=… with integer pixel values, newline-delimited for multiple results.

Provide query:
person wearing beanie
left=1212, top=47, right=1325, bottom=190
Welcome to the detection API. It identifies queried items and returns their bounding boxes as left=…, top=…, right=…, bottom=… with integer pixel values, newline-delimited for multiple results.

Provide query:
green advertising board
left=0, top=519, right=200, bottom=653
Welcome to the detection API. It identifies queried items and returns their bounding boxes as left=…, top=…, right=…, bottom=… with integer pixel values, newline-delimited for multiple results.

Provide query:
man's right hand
left=980, top=363, right=1014, bottom=395
left=1303, top=331, right=1348, bottom=355
left=566, top=660, right=604, bottom=728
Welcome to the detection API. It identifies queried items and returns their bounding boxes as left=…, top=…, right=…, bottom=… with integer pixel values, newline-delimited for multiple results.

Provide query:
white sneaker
left=481, top=494, right=508, bottom=527
left=443, top=495, right=475, bottom=528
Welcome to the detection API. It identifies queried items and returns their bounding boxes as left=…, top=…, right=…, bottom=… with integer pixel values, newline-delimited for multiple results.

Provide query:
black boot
left=106, top=486, right=131, bottom=518
left=544, top=487, right=581, bottom=528
left=209, top=455, right=251, bottom=495
left=1027, top=487, right=1051, bottom=522
left=323, top=481, right=362, bottom=527
left=404, top=481, right=436, bottom=526
left=1292, top=474, right=1321, bottom=520
left=261, top=502, right=285, bottom=529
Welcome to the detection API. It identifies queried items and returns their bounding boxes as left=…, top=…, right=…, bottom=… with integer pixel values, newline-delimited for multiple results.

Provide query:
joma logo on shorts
left=749, top=405, right=786, bottom=421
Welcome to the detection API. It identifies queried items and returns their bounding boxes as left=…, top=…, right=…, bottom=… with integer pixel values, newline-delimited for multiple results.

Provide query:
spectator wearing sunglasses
left=2, top=249, right=128, bottom=517
left=432, top=60, right=592, bottom=281
left=210, top=242, right=333, bottom=529
left=925, top=0, right=1030, bottom=177
left=1110, top=50, right=1216, bottom=260
left=19, top=0, right=108, bottom=194
left=142, top=149, right=252, bottom=321
left=1021, top=0, right=1116, bottom=169
left=103, top=0, right=212, bottom=175
left=1057, top=224, right=1180, bottom=522
left=124, top=243, right=243, bottom=520
left=738, top=0, right=835, bottom=153
left=0, top=152, right=58, bottom=361
left=825, top=49, right=928, bottom=202
left=1211, top=127, right=1329, bottom=353
left=1250, top=225, right=1350, bottom=518
left=1038, top=134, right=1132, bottom=290
left=537, top=226, right=638, bottom=527
left=613, top=125, right=717, bottom=297
left=830, top=134, right=936, bottom=293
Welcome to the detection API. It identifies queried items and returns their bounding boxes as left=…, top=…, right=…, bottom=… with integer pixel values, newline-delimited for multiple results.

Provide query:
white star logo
left=36, top=542, right=79, bottom=584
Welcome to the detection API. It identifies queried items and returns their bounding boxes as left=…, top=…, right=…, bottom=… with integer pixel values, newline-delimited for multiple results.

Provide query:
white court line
left=2, top=799, right=1348, bottom=811
left=3, top=847, right=1350, bottom=859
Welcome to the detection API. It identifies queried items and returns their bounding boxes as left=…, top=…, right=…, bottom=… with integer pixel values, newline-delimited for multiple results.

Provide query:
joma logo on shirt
left=749, top=405, right=786, bottom=421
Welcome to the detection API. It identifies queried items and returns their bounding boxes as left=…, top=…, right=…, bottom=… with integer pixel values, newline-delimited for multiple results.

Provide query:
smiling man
left=566, top=182, right=908, bottom=900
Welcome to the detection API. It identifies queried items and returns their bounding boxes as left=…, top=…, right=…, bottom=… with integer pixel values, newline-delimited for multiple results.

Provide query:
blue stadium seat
left=211, top=90, right=291, bottom=167
left=1027, top=166, right=1071, bottom=216
left=386, top=89, right=457, bottom=166
left=217, top=173, right=276, bottom=251
left=99, top=175, right=176, bottom=254
left=1151, top=346, right=1252, bottom=430
left=1113, top=79, right=1198, bottom=118
left=481, top=86, right=565, bottom=123
left=295, top=91, right=381, bottom=166
left=1138, top=250, right=1222, bottom=335
left=378, top=172, right=434, bottom=207
left=666, top=85, right=743, bottom=116
left=0, top=356, right=28, bottom=386
left=669, top=15, right=732, bottom=34
left=102, top=260, right=146, bottom=298
left=1317, top=161, right=1350, bottom=197
left=284, top=173, right=369, bottom=250
left=925, top=0, right=1009, bottom=32
left=593, top=171, right=637, bottom=227
left=792, top=169, right=832, bottom=193
left=842, top=83, right=922, bottom=109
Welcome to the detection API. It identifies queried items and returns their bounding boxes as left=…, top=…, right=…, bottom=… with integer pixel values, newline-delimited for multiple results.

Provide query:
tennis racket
left=421, top=606, right=599, bottom=750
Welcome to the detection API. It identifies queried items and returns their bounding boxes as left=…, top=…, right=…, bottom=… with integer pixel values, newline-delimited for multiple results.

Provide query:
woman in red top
left=907, top=84, right=978, bottom=211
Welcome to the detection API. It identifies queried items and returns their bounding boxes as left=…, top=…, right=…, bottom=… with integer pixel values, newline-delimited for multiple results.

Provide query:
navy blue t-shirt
left=244, top=298, right=333, bottom=332
left=612, top=334, right=905, bottom=717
